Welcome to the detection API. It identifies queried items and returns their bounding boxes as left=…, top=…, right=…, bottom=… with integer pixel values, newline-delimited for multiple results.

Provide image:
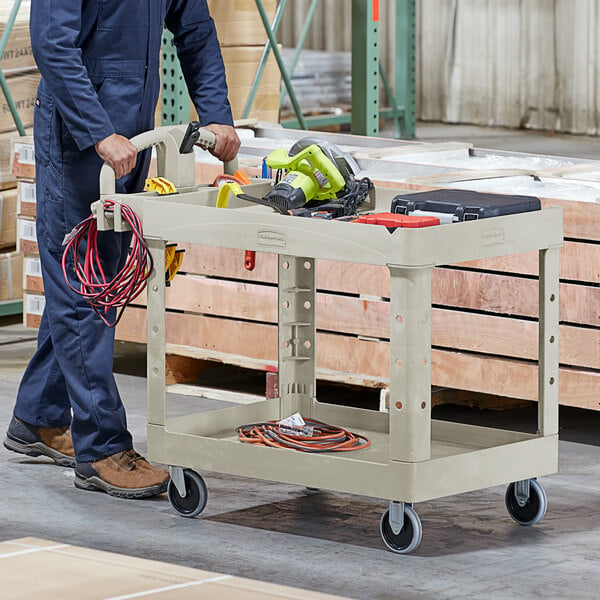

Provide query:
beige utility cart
left=94, top=126, right=563, bottom=554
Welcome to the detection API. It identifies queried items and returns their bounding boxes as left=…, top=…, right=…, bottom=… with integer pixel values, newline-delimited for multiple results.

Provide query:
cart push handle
left=99, top=124, right=239, bottom=196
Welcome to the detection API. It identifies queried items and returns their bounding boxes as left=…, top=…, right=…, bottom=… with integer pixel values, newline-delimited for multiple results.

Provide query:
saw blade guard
left=288, top=137, right=361, bottom=184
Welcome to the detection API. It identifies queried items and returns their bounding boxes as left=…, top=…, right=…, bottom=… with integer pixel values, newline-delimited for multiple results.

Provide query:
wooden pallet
left=117, top=146, right=600, bottom=411
left=116, top=230, right=600, bottom=412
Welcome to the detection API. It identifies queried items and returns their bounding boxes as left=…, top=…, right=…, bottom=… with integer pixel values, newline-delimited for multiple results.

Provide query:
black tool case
left=391, top=189, right=541, bottom=222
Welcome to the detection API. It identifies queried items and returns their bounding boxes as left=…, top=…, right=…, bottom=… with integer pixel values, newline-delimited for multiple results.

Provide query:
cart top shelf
left=100, top=183, right=564, bottom=268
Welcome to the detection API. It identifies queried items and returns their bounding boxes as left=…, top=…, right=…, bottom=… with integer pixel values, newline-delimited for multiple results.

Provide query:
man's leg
left=14, top=308, right=71, bottom=427
left=6, top=309, right=76, bottom=467
left=6, top=94, right=166, bottom=495
left=30, top=141, right=137, bottom=462
left=6, top=148, right=132, bottom=464
left=57, top=151, right=168, bottom=497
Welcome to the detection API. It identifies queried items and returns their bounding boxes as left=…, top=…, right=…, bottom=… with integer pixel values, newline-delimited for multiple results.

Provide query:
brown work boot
left=74, top=449, right=169, bottom=499
left=4, top=416, right=76, bottom=468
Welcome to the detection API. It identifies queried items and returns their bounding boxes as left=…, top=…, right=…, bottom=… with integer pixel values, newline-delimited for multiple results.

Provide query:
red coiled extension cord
left=61, top=200, right=153, bottom=327
left=237, top=418, right=371, bottom=452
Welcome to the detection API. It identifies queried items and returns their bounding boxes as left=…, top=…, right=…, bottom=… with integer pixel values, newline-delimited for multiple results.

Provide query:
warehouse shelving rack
left=255, top=0, right=416, bottom=138
left=160, top=0, right=416, bottom=138
left=95, top=126, right=563, bottom=553
left=0, top=299, right=22, bottom=318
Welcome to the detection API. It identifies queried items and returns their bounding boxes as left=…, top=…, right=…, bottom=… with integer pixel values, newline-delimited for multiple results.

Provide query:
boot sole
left=73, top=473, right=168, bottom=499
left=4, top=435, right=76, bottom=468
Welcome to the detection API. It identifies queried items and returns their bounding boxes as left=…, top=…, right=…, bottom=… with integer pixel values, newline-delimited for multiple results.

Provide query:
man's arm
left=31, top=1, right=136, bottom=177
left=165, top=0, right=240, bottom=162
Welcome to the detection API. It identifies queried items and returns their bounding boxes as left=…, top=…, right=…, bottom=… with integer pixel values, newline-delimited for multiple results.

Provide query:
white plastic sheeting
left=280, top=48, right=352, bottom=112
left=444, top=176, right=600, bottom=203
left=378, top=152, right=576, bottom=171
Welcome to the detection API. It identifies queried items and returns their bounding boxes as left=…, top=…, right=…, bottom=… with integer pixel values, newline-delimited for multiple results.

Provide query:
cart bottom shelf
left=149, top=401, right=558, bottom=504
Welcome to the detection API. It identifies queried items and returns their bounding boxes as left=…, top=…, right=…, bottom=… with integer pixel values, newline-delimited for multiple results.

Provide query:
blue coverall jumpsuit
left=13, top=1, right=233, bottom=462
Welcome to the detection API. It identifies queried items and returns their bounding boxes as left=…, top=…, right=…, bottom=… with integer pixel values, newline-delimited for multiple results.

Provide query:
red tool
left=245, top=250, right=256, bottom=271
left=352, top=212, right=440, bottom=229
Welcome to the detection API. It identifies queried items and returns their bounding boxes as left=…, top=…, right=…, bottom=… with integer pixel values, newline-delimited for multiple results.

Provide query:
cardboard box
left=0, top=250, right=22, bottom=301
left=0, top=72, right=40, bottom=134
left=208, top=0, right=275, bottom=47
left=0, top=129, right=31, bottom=189
left=0, top=187, right=17, bottom=249
left=23, top=291, right=44, bottom=329
left=11, top=134, right=35, bottom=179
left=17, top=179, right=35, bottom=217
left=16, top=215, right=37, bottom=255
left=0, top=2, right=34, bottom=73
left=157, top=0, right=279, bottom=126
left=0, top=21, right=34, bottom=74
left=192, top=46, right=280, bottom=123
left=23, top=254, right=43, bottom=293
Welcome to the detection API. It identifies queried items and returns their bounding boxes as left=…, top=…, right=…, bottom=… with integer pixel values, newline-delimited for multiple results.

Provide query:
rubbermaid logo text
left=258, top=230, right=286, bottom=248
left=481, top=228, right=504, bottom=246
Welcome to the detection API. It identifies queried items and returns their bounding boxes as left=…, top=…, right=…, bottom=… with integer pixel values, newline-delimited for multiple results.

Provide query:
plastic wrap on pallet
left=567, top=171, right=600, bottom=182
left=371, top=152, right=577, bottom=172
left=443, top=176, right=600, bottom=203
left=236, top=135, right=366, bottom=157
left=280, top=48, right=351, bottom=113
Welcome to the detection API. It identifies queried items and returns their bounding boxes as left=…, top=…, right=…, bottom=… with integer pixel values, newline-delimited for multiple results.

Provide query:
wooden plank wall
left=279, top=0, right=600, bottom=134
left=417, top=0, right=600, bottom=134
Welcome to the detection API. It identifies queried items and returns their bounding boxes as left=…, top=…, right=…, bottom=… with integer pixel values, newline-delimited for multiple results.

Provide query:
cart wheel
left=505, top=479, right=547, bottom=526
left=167, top=469, right=208, bottom=518
left=380, top=504, right=422, bottom=554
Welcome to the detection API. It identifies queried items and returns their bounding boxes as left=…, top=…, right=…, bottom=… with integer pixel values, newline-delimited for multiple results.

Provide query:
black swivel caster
left=380, top=502, right=422, bottom=554
left=505, top=479, right=547, bottom=526
left=167, top=468, right=208, bottom=518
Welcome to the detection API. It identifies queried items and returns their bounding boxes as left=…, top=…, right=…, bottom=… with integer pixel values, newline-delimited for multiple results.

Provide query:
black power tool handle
left=179, top=121, right=201, bottom=154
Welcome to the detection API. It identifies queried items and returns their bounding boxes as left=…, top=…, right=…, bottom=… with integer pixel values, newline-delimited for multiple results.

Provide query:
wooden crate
left=115, top=211, right=599, bottom=410
left=115, top=136, right=600, bottom=411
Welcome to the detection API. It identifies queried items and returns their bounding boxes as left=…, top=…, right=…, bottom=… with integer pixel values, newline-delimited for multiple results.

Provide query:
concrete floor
left=2, top=123, right=600, bottom=599
left=2, top=327, right=600, bottom=599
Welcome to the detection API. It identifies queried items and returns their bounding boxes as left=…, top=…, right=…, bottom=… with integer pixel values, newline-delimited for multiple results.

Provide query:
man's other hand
left=95, top=134, right=138, bottom=179
left=204, top=124, right=240, bottom=163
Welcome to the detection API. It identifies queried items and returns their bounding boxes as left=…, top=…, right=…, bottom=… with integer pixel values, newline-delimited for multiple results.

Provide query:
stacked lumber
left=116, top=130, right=600, bottom=412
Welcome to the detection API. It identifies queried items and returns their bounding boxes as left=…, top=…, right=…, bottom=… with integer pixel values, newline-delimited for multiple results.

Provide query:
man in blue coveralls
left=3, top=1, right=240, bottom=498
